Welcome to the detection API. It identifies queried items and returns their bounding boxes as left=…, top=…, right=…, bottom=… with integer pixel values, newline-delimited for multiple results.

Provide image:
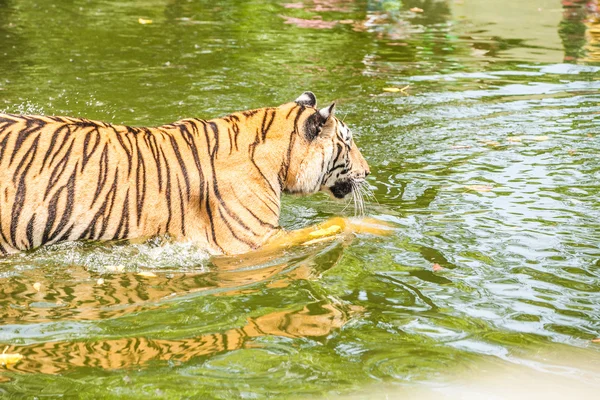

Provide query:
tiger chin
left=0, top=92, right=371, bottom=256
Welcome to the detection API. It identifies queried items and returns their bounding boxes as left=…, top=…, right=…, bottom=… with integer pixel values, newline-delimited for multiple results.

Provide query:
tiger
left=0, top=91, right=371, bottom=256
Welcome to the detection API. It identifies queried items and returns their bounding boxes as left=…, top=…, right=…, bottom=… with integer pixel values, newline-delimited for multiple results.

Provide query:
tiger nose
left=365, top=169, right=371, bottom=177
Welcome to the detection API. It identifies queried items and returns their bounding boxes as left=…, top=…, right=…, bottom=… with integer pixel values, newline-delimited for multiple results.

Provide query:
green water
left=1, top=0, right=600, bottom=398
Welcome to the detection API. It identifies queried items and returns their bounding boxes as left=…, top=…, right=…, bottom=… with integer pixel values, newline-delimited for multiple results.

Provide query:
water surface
left=1, top=0, right=600, bottom=398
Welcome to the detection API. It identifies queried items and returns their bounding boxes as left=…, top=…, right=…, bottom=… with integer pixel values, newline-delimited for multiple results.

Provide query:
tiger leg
left=264, top=216, right=395, bottom=250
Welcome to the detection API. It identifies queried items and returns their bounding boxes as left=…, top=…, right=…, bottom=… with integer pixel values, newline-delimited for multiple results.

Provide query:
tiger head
left=283, top=92, right=370, bottom=201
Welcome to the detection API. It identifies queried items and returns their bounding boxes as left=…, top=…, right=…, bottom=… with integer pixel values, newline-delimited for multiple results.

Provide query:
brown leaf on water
left=432, top=263, right=444, bottom=272
left=592, top=338, right=600, bottom=343
left=280, top=15, right=337, bottom=29
left=410, top=7, right=424, bottom=12
left=465, top=185, right=494, bottom=192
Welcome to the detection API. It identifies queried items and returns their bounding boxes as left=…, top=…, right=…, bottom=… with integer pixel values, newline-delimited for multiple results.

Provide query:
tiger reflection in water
left=0, top=240, right=362, bottom=374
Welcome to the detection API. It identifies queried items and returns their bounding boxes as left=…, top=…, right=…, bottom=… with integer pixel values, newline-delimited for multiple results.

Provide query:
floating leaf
left=533, top=135, right=549, bottom=141
left=465, top=185, right=494, bottom=192
left=136, top=271, right=157, bottom=278
left=410, top=7, right=424, bottom=12
left=0, top=353, right=23, bottom=367
left=33, top=282, right=41, bottom=292
left=383, top=85, right=410, bottom=94
left=138, top=18, right=153, bottom=25
left=592, top=338, right=600, bottom=343
left=507, top=136, right=522, bottom=142
left=481, top=140, right=500, bottom=147
left=1, top=346, right=23, bottom=368
left=432, top=263, right=444, bottom=272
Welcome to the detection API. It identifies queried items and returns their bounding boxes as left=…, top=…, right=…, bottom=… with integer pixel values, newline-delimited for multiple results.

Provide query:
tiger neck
left=181, top=113, right=291, bottom=251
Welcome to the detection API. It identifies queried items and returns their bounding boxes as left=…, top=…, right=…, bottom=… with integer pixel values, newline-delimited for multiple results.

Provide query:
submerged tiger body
left=0, top=92, right=370, bottom=256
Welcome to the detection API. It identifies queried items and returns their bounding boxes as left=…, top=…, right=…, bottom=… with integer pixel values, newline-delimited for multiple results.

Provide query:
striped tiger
left=0, top=91, right=370, bottom=256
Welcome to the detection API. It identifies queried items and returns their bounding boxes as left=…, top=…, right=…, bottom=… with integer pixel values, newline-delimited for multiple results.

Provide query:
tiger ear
left=318, top=102, right=335, bottom=121
left=304, top=102, right=336, bottom=141
left=295, top=91, right=317, bottom=107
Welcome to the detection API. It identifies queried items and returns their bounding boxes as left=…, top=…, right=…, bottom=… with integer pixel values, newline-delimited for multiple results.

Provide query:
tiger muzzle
left=330, top=179, right=354, bottom=199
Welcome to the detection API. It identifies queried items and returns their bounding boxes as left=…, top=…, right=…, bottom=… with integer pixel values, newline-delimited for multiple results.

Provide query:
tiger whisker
left=357, top=183, right=364, bottom=217
left=351, top=179, right=366, bottom=217
left=360, top=186, right=366, bottom=216
left=351, top=181, right=358, bottom=217
left=360, top=182, right=378, bottom=206
left=354, top=182, right=362, bottom=217
left=360, top=184, right=377, bottom=206
left=341, top=192, right=353, bottom=214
